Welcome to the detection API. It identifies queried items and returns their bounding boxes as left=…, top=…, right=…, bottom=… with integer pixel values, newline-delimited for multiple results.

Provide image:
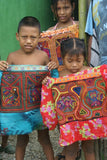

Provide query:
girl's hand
left=42, top=76, right=49, bottom=85
left=0, top=61, right=8, bottom=71
left=47, top=61, right=58, bottom=71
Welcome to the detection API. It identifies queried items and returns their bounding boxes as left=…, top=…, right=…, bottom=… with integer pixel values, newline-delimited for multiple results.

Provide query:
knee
left=65, top=142, right=79, bottom=157
left=17, top=134, right=29, bottom=147
left=82, top=140, right=95, bottom=154
left=37, top=129, right=50, bottom=145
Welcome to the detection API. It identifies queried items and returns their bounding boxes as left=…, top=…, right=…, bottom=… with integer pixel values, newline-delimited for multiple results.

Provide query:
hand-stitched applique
left=40, top=65, right=107, bottom=146
left=0, top=65, right=49, bottom=135
left=38, top=25, right=79, bottom=71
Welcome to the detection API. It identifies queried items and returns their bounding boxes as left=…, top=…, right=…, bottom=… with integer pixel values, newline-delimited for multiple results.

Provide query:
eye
left=57, top=7, right=61, bottom=11
left=21, top=36, right=27, bottom=40
left=64, top=6, right=69, bottom=10
left=68, top=60, right=72, bottom=63
left=77, top=59, right=82, bottom=62
left=31, top=36, right=36, bottom=39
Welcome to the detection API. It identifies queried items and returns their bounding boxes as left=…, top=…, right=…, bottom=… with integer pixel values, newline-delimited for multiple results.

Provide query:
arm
left=6, top=52, right=14, bottom=65
left=87, top=35, right=92, bottom=65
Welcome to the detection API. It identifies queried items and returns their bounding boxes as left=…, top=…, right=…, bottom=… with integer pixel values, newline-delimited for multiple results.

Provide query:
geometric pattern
left=0, top=69, right=50, bottom=113
left=52, top=76, right=107, bottom=125
left=38, top=25, right=79, bottom=71
left=40, top=65, right=107, bottom=146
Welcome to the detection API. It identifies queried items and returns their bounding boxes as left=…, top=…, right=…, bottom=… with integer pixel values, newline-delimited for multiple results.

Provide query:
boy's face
left=16, top=26, right=40, bottom=54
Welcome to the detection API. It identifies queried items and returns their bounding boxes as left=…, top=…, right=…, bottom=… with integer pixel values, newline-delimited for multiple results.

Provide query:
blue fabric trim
left=0, top=71, right=2, bottom=84
left=50, top=69, right=59, bottom=78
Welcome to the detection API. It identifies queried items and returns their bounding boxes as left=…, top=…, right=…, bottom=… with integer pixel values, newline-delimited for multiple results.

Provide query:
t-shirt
left=85, top=0, right=107, bottom=65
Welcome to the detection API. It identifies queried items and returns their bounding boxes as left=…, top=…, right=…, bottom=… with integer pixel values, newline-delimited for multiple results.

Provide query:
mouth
left=59, top=16, right=66, bottom=20
left=71, top=69, right=79, bottom=73
left=25, top=45, right=32, bottom=49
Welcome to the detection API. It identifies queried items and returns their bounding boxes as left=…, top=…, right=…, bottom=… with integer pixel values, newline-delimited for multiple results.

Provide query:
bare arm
left=6, top=53, right=14, bottom=65
left=87, top=35, right=92, bottom=66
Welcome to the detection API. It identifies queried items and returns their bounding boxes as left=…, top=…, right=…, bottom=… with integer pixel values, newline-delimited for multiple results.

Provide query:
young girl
left=48, top=0, right=78, bottom=30
left=42, top=38, right=96, bottom=160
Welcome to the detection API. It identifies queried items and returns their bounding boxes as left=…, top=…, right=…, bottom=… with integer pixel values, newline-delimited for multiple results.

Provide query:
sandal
left=75, top=149, right=81, bottom=160
left=0, top=144, right=15, bottom=154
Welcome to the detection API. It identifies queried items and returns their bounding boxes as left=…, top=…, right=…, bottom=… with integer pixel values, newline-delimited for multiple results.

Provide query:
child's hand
left=0, top=61, right=8, bottom=71
left=42, top=76, right=49, bottom=86
left=47, top=61, right=58, bottom=71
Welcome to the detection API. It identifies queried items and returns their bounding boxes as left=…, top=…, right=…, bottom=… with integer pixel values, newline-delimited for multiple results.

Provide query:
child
left=42, top=38, right=96, bottom=160
left=0, top=16, right=58, bottom=160
left=0, top=63, right=15, bottom=156
left=48, top=0, right=78, bottom=30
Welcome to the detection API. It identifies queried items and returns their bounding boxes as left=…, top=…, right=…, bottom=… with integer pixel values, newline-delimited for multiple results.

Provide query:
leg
left=37, top=128, right=54, bottom=160
left=1, top=135, right=8, bottom=148
left=0, top=135, right=15, bottom=154
left=65, top=142, right=79, bottom=160
left=55, top=148, right=65, bottom=160
left=82, top=140, right=96, bottom=160
left=16, top=134, right=29, bottom=160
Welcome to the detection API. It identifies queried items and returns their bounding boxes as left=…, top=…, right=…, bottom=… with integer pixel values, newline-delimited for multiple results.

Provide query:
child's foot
left=55, top=153, right=65, bottom=160
left=0, top=154, right=2, bottom=160
left=0, top=144, right=15, bottom=154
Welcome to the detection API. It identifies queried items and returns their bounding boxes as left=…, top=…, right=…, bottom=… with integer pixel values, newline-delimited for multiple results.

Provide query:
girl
left=48, top=0, right=78, bottom=30
left=42, top=38, right=96, bottom=160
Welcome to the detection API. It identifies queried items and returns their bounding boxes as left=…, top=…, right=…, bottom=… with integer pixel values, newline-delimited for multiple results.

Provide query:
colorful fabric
left=85, top=0, right=107, bottom=65
left=38, top=25, right=79, bottom=71
left=40, top=65, right=107, bottom=146
left=0, top=65, right=50, bottom=135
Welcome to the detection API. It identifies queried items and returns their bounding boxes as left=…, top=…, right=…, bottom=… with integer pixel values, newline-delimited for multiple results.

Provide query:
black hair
left=61, top=38, right=86, bottom=60
left=17, top=16, right=41, bottom=33
left=51, top=0, right=75, bottom=17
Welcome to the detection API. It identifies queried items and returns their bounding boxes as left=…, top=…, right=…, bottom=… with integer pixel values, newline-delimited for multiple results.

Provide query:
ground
left=0, top=128, right=62, bottom=160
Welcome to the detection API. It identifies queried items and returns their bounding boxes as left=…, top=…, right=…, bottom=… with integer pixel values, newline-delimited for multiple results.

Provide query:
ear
left=16, top=33, right=19, bottom=41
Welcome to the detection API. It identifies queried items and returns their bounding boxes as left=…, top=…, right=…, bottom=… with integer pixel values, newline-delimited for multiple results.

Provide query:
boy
left=0, top=16, right=57, bottom=160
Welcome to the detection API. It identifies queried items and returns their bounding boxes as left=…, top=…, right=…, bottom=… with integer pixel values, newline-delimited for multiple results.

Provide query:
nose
left=26, top=37, right=32, bottom=43
left=60, top=8, right=64, bottom=14
left=72, top=62, right=77, bottom=67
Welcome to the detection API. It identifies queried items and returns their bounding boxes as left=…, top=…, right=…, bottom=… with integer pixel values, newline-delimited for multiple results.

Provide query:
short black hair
left=61, top=38, right=86, bottom=60
left=17, top=16, right=41, bottom=33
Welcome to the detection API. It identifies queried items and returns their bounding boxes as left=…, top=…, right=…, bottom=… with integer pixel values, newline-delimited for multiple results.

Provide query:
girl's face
left=63, top=53, right=84, bottom=73
left=56, top=0, right=73, bottom=23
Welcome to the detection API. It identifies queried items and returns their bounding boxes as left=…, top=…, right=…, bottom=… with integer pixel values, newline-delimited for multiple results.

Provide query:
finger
left=0, top=66, right=7, bottom=71
left=0, top=61, right=8, bottom=69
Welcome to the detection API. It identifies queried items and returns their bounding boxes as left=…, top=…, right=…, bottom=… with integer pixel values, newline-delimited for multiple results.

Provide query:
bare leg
left=82, top=140, right=96, bottom=160
left=37, top=128, right=54, bottom=160
left=1, top=135, right=9, bottom=147
left=65, top=142, right=79, bottom=160
left=16, top=134, right=29, bottom=160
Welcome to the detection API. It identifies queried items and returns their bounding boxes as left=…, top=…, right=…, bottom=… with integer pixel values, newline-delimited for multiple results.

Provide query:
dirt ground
left=0, top=128, right=62, bottom=160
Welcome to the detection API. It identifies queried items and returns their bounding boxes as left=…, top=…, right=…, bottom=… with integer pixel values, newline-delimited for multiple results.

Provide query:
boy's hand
left=0, top=61, right=8, bottom=71
left=47, top=61, right=58, bottom=71
left=42, top=76, right=49, bottom=86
